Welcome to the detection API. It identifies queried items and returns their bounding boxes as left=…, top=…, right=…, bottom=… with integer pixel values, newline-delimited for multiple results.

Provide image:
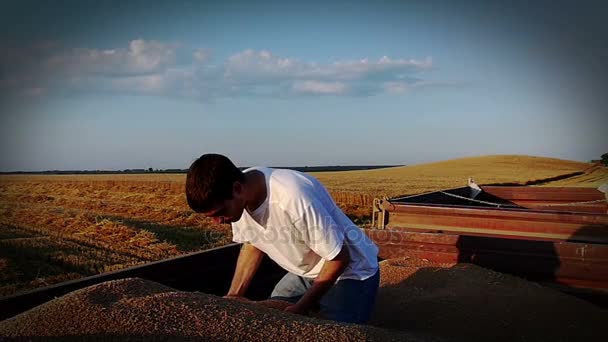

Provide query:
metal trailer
left=1, top=184, right=607, bottom=321
left=370, top=183, right=608, bottom=304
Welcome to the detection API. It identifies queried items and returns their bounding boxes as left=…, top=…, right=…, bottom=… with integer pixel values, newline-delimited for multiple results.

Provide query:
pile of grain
left=2, top=259, right=606, bottom=341
left=371, top=258, right=608, bottom=341
left=0, top=278, right=439, bottom=341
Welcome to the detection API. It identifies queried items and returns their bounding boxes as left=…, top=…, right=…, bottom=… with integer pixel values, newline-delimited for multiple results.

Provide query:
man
left=185, top=154, right=379, bottom=324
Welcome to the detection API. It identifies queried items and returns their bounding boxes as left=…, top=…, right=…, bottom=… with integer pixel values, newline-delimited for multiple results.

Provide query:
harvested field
left=542, top=163, right=608, bottom=187
left=1, top=155, right=604, bottom=297
left=0, top=175, right=231, bottom=297
left=316, top=155, right=602, bottom=206
left=371, top=258, right=608, bottom=341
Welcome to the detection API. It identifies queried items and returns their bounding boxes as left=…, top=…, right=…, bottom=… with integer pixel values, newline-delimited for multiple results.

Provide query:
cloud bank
left=0, top=39, right=433, bottom=100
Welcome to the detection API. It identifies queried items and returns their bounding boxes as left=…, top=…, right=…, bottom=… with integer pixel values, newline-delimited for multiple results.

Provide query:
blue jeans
left=270, top=269, right=380, bottom=324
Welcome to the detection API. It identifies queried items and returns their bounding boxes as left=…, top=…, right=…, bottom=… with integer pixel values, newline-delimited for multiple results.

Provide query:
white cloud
left=111, top=74, right=166, bottom=93
left=293, top=80, right=346, bottom=95
left=193, top=48, right=210, bottom=63
left=1, top=41, right=436, bottom=100
left=384, top=81, right=412, bottom=94
left=222, top=50, right=431, bottom=84
left=127, top=39, right=177, bottom=72
left=52, top=39, right=179, bottom=76
left=308, top=56, right=432, bottom=81
left=224, top=49, right=301, bottom=81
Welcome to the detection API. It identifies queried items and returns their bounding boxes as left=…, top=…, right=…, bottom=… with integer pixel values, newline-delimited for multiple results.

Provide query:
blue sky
left=0, top=0, right=606, bottom=171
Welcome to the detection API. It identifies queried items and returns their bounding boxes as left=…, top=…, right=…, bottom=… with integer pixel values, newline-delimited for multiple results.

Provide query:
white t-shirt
left=231, top=167, right=379, bottom=281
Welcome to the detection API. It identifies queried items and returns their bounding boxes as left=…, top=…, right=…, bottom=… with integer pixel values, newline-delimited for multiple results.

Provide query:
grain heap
left=371, top=258, right=608, bottom=341
left=2, top=259, right=607, bottom=341
left=0, top=277, right=439, bottom=341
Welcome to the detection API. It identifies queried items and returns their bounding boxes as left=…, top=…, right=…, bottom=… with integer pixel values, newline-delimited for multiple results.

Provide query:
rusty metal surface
left=481, top=186, right=608, bottom=213
left=385, top=215, right=606, bottom=242
left=384, top=202, right=608, bottom=224
left=367, top=229, right=608, bottom=263
left=482, top=186, right=606, bottom=201
left=509, top=203, right=606, bottom=213
left=366, top=229, right=608, bottom=295
left=389, top=186, right=608, bottom=214
left=378, top=200, right=608, bottom=243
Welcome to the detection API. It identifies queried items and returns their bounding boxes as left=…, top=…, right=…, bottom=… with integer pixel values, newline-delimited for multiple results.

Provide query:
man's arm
left=225, top=243, right=265, bottom=298
left=285, top=243, right=350, bottom=314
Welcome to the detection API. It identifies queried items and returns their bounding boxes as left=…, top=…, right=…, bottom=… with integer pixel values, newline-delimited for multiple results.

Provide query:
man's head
left=185, top=154, right=247, bottom=224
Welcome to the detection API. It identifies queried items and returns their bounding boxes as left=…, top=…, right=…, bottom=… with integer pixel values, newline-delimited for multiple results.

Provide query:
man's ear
left=233, top=181, right=243, bottom=196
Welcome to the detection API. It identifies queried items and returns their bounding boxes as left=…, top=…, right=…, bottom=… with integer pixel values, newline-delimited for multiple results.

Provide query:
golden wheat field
left=1, top=155, right=606, bottom=297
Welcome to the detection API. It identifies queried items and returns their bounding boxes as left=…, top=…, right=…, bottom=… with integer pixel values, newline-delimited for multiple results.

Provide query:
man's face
left=202, top=183, right=246, bottom=224
left=202, top=199, right=241, bottom=224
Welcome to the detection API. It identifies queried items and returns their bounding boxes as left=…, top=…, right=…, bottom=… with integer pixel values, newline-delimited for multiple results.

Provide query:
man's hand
left=284, top=303, right=309, bottom=315
left=223, top=294, right=252, bottom=303
left=225, top=243, right=265, bottom=298
left=287, top=244, right=351, bottom=315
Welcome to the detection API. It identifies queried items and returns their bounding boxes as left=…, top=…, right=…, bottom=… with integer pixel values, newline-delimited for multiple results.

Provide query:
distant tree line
left=0, top=169, right=187, bottom=175
left=0, top=165, right=402, bottom=175
left=590, top=153, right=608, bottom=166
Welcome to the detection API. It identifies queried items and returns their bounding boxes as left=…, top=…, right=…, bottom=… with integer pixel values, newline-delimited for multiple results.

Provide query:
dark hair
left=185, top=154, right=245, bottom=213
